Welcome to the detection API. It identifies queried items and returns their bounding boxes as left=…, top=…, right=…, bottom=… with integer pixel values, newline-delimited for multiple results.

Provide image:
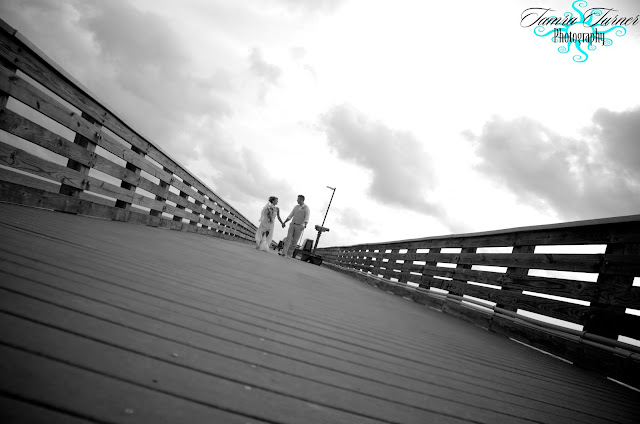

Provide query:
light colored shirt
left=287, top=204, right=310, bottom=225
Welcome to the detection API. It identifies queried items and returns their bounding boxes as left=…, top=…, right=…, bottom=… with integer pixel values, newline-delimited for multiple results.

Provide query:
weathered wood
left=0, top=140, right=87, bottom=190
left=318, top=212, right=640, bottom=360
left=399, top=248, right=416, bottom=284
left=329, top=217, right=640, bottom=251
left=441, top=298, right=494, bottom=329
left=182, top=183, right=199, bottom=227
left=196, top=189, right=212, bottom=230
left=334, top=261, right=640, bottom=388
left=585, top=243, right=640, bottom=339
left=489, top=313, right=581, bottom=363
left=0, top=67, right=179, bottom=192
left=0, top=166, right=59, bottom=192
left=427, top=277, right=590, bottom=324
left=0, top=140, right=146, bottom=206
left=0, top=109, right=185, bottom=215
left=59, top=111, right=98, bottom=199
left=0, top=345, right=265, bottom=424
left=6, top=202, right=639, bottom=422
left=497, top=245, right=534, bottom=312
left=0, top=168, right=116, bottom=209
left=0, top=179, right=127, bottom=220
left=0, top=61, right=13, bottom=109
left=149, top=166, right=170, bottom=220
left=406, top=264, right=596, bottom=301
left=448, top=247, right=476, bottom=298
left=369, top=251, right=605, bottom=273
left=114, top=145, right=144, bottom=212
left=0, top=107, right=96, bottom=166
left=324, top=261, right=640, bottom=392
left=0, top=114, right=249, bottom=238
left=0, top=395, right=96, bottom=424
left=422, top=247, right=441, bottom=292
left=0, top=26, right=256, bottom=234
left=0, top=180, right=246, bottom=241
left=0, top=27, right=151, bottom=161
left=0, top=109, right=195, bottom=214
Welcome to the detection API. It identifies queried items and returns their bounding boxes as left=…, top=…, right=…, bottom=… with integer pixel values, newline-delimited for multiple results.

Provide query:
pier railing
left=316, top=215, right=640, bottom=388
left=0, top=19, right=256, bottom=242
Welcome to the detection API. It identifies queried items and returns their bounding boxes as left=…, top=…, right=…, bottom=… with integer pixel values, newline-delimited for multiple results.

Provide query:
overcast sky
left=2, top=0, right=639, bottom=247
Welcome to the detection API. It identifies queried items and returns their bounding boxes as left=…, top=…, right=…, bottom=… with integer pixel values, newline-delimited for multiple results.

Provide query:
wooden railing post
left=183, top=183, right=198, bottom=228
left=361, top=249, right=371, bottom=273
left=114, top=145, right=144, bottom=216
left=400, top=248, right=417, bottom=283
left=59, top=113, right=99, bottom=199
left=219, top=208, right=229, bottom=236
left=0, top=80, right=11, bottom=110
left=212, top=204, right=222, bottom=232
left=388, top=248, right=400, bottom=279
left=0, top=58, right=16, bottom=108
left=205, top=202, right=215, bottom=231
left=345, top=249, right=355, bottom=268
left=149, top=166, right=170, bottom=220
left=584, top=242, right=640, bottom=339
left=496, top=245, right=535, bottom=311
left=197, top=190, right=209, bottom=230
left=229, top=214, right=239, bottom=239
left=450, top=247, right=477, bottom=296
left=363, top=249, right=374, bottom=275
left=423, top=247, right=441, bottom=288
left=174, top=186, right=188, bottom=223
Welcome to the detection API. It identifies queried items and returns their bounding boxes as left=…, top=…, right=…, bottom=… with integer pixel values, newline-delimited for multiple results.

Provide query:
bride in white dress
left=255, top=196, right=283, bottom=251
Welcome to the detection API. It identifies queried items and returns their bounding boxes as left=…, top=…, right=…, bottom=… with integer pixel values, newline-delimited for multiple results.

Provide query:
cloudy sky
left=1, top=0, right=639, bottom=247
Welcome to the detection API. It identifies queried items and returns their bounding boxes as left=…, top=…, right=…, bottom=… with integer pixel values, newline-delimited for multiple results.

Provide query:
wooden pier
left=1, top=202, right=639, bottom=423
left=1, top=18, right=639, bottom=423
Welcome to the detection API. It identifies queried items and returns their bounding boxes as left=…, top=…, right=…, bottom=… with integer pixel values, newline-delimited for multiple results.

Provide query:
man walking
left=280, top=195, right=310, bottom=258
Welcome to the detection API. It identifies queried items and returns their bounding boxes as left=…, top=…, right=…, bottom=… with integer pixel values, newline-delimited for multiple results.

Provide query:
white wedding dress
left=255, top=203, right=277, bottom=251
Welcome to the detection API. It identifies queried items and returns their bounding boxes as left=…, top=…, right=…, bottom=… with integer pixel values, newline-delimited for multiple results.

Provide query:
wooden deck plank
left=0, top=243, right=636, bottom=396
left=0, top=225, right=629, bottom=404
left=0, top=266, right=592, bottom=422
left=1, top=209, right=636, bottom=410
left=1, top=203, right=640, bottom=423
left=0, top=345, right=272, bottom=424
left=0, top=395, right=98, bottom=424
left=0, top=247, right=625, bottom=418
left=0, top=296, right=508, bottom=424
left=0, top=231, right=625, bottom=407
left=0, top=312, right=414, bottom=424
left=0, top=280, right=604, bottom=424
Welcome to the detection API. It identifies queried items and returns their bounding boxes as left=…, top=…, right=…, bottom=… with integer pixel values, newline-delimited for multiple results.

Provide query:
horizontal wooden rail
left=0, top=19, right=256, bottom=242
left=317, top=215, right=640, bottom=388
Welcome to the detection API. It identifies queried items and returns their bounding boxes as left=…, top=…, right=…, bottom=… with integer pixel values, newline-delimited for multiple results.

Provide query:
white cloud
left=469, top=109, right=640, bottom=220
left=318, top=104, right=447, bottom=220
left=276, top=0, right=346, bottom=15
left=591, top=107, right=640, bottom=180
left=248, top=47, right=283, bottom=103
left=248, top=47, right=282, bottom=84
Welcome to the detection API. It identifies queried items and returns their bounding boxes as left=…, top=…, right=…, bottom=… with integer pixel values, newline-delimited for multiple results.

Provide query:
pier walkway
left=1, top=202, right=638, bottom=424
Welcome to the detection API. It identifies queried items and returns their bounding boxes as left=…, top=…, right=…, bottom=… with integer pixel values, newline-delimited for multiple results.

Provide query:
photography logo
left=521, top=0, right=638, bottom=62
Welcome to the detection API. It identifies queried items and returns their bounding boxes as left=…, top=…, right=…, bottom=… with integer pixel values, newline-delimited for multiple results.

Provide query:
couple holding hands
left=255, top=194, right=310, bottom=258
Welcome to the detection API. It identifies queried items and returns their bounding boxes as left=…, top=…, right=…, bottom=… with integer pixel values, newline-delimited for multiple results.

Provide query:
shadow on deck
left=1, top=202, right=639, bottom=424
